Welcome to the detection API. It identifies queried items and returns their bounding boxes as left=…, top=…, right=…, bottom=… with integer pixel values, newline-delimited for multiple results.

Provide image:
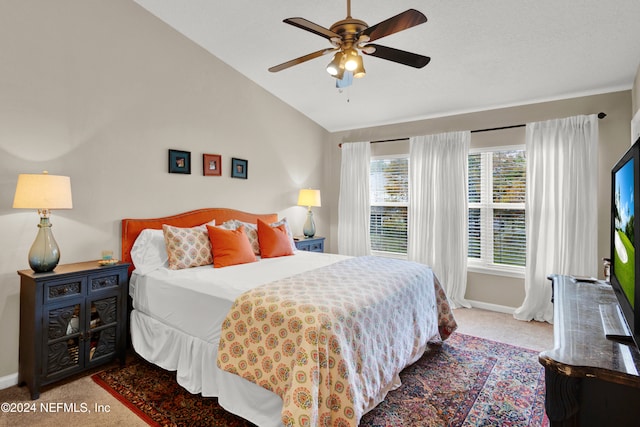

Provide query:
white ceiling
left=133, top=0, right=640, bottom=132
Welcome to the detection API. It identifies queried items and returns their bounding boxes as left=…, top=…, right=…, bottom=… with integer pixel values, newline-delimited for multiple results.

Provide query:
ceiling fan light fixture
left=344, top=50, right=359, bottom=71
left=353, top=55, right=366, bottom=78
left=326, top=52, right=343, bottom=76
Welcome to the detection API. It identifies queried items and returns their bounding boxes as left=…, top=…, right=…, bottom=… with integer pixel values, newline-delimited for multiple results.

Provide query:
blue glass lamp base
left=28, top=217, right=60, bottom=273
left=303, top=210, right=316, bottom=238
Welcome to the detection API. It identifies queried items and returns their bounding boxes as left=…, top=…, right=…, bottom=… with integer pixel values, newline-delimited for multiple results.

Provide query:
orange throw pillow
left=257, top=219, right=295, bottom=258
left=206, top=225, right=257, bottom=268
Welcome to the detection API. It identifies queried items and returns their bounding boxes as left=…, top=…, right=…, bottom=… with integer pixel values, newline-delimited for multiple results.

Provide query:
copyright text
left=1, top=401, right=111, bottom=413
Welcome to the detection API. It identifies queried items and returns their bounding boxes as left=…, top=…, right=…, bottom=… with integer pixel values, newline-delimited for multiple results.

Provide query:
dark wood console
left=539, top=275, right=640, bottom=426
left=18, top=261, right=129, bottom=399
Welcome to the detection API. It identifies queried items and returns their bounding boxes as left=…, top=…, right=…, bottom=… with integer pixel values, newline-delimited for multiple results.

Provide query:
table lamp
left=13, top=171, right=73, bottom=272
left=297, top=189, right=321, bottom=238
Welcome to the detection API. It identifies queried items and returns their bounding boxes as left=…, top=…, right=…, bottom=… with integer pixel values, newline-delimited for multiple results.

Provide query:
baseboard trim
left=467, top=299, right=517, bottom=315
left=0, top=372, right=18, bottom=390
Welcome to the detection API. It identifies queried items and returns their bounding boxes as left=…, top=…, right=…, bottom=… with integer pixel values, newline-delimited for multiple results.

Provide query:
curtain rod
left=339, top=112, right=607, bottom=147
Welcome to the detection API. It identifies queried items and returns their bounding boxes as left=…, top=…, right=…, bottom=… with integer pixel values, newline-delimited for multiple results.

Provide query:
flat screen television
left=610, top=136, right=640, bottom=348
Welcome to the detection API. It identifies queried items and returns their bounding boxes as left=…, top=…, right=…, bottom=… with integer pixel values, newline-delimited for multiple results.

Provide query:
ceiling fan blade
left=362, top=44, right=431, bottom=68
left=361, top=9, right=427, bottom=42
left=268, top=48, right=338, bottom=73
left=283, top=17, right=341, bottom=40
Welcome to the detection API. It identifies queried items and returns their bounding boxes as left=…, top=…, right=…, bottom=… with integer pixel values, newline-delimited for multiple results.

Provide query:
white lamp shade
left=297, top=189, right=321, bottom=207
left=13, top=173, right=73, bottom=209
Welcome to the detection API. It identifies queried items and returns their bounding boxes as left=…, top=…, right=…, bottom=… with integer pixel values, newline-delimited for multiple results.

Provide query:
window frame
left=468, top=145, right=526, bottom=278
left=369, top=154, right=409, bottom=259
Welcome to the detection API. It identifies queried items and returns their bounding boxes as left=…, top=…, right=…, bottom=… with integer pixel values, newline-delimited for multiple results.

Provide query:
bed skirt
left=130, top=309, right=285, bottom=427
left=129, top=309, right=438, bottom=427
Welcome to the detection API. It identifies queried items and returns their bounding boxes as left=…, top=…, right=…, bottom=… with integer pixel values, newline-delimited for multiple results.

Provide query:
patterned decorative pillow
left=162, top=224, right=213, bottom=270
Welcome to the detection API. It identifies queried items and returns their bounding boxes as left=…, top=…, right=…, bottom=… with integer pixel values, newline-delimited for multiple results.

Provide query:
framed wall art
left=168, top=149, right=191, bottom=174
left=231, top=158, right=248, bottom=179
left=203, top=154, right=222, bottom=176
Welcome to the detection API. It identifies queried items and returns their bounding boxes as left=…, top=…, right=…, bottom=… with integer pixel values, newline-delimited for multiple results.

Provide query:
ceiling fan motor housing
left=330, top=18, right=368, bottom=47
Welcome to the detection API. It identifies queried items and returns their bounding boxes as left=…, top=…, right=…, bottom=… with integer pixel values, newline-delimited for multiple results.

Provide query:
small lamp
left=297, top=189, right=321, bottom=238
left=13, top=171, right=73, bottom=273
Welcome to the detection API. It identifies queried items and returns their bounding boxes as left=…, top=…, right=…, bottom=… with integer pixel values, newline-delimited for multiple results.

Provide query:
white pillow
left=130, top=229, right=168, bottom=275
left=130, top=221, right=216, bottom=274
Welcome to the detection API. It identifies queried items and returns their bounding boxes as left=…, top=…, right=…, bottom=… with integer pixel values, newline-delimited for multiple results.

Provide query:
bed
left=121, top=208, right=457, bottom=427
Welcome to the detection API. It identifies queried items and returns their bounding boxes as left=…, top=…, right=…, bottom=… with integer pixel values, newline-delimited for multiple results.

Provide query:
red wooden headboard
left=121, top=208, right=278, bottom=275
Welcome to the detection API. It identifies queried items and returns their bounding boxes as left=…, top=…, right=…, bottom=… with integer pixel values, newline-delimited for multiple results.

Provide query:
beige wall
left=633, top=63, right=640, bottom=115
left=327, top=91, right=632, bottom=310
left=0, top=0, right=329, bottom=379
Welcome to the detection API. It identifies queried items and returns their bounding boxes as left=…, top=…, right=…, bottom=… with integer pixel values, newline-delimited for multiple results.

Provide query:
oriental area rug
left=92, top=333, right=548, bottom=427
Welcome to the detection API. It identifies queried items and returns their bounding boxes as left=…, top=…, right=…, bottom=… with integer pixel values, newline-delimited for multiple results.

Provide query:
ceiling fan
left=268, top=0, right=430, bottom=86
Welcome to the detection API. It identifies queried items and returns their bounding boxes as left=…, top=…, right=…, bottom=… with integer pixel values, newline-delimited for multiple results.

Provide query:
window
left=468, top=147, right=526, bottom=274
left=370, top=157, right=408, bottom=256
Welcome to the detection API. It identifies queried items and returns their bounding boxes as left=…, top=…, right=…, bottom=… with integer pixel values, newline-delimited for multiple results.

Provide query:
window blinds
left=370, top=158, right=409, bottom=254
left=468, top=149, right=526, bottom=268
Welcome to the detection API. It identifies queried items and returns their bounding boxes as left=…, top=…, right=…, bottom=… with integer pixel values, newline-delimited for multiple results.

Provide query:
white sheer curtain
left=408, top=131, right=471, bottom=308
left=514, top=115, right=599, bottom=322
left=338, top=141, right=372, bottom=256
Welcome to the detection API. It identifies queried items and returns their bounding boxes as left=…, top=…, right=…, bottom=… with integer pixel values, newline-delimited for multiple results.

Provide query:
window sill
left=371, top=250, right=407, bottom=260
left=467, top=264, right=525, bottom=279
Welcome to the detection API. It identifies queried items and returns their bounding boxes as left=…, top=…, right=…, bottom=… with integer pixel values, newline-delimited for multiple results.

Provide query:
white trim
left=0, top=372, right=18, bottom=390
left=370, top=153, right=409, bottom=160
left=466, top=299, right=517, bottom=314
left=370, top=202, right=408, bottom=207
left=370, top=250, right=407, bottom=260
left=469, top=144, right=525, bottom=154
left=632, top=109, right=640, bottom=145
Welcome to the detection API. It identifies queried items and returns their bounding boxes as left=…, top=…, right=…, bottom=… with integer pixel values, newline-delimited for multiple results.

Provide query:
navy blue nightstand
left=294, top=236, right=325, bottom=253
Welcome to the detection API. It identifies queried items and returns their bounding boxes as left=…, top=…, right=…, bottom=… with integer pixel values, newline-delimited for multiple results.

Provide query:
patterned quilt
left=216, top=256, right=457, bottom=427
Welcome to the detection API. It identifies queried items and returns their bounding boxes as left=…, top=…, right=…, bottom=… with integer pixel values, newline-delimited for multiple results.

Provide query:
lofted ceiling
left=133, top=0, right=640, bottom=132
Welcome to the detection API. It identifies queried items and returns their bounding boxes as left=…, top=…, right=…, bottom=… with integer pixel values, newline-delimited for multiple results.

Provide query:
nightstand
left=294, top=236, right=325, bottom=253
left=17, top=261, right=129, bottom=399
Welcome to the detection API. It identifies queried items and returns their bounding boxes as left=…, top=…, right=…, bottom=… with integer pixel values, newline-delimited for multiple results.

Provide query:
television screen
left=613, top=157, right=635, bottom=308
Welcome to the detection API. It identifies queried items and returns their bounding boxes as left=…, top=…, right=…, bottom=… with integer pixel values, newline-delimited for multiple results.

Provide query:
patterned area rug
left=92, top=333, right=548, bottom=427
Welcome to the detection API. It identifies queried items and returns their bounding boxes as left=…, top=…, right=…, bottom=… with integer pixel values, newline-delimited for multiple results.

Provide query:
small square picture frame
left=203, top=154, right=222, bottom=176
left=168, top=149, right=191, bottom=174
left=231, top=158, right=248, bottom=179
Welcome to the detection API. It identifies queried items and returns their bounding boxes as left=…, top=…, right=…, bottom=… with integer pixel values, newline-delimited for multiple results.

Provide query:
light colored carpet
left=453, top=307, right=553, bottom=352
left=0, top=308, right=553, bottom=427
